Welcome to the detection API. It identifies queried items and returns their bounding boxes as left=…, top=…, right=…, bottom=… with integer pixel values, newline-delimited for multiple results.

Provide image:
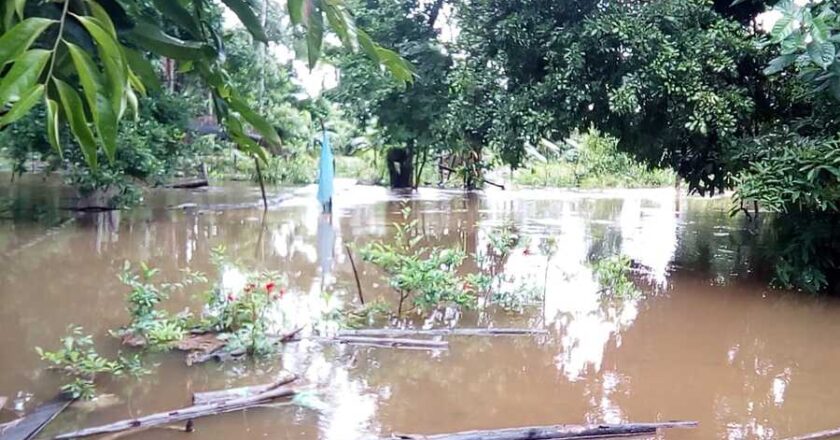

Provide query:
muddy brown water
left=2, top=176, right=840, bottom=439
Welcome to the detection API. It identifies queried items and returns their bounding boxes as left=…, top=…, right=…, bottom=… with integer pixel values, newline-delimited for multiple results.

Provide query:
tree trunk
left=192, top=373, right=297, bottom=405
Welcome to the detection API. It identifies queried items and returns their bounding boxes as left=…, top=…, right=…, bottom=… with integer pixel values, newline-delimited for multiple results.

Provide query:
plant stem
left=45, top=0, right=72, bottom=87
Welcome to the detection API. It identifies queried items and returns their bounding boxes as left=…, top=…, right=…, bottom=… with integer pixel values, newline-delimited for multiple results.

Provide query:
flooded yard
left=2, top=178, right=840, bottom=439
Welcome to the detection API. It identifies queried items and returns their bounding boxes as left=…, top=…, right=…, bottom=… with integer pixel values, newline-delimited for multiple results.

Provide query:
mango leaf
left=85, top=0, right=118, bottom=37
left=220, top=0, right=268, bottom=43
left=226, top=115, right=268, bottom=163
left=128, top=21, right=209, bottom=60
left=66, top=41, right=119, bottom=161
left=123, top=48, right=160, bottom=93
left=229, top=93, right=281, bottom=147
left=305, top=2, right=324, bottom=68
left=288, top=0, right=303, bottom=24
left=151, top=0, right=200, bottom=38
left=13, top=0, right=25, bottom=20
left=375, top=47, right=415, bottom=84
left=75, top=15, right=127, bottom=116
left=45, top=96, right=61, bottom=156
left=0, top=17, right=55, bottom=67
left=324, top=3, right=356, bottom=49
left=55, top=79, right=99, bottom=169
left=0, top=49, right=50, bottom=105
left=0, top=83, right=43, bottom=126
left=764, top=54, right=798, bottom=75
left=807, top=40, right=836, bottom=69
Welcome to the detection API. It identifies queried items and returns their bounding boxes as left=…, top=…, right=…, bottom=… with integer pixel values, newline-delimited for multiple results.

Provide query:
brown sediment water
left=1, top=175, right=840, bottom=439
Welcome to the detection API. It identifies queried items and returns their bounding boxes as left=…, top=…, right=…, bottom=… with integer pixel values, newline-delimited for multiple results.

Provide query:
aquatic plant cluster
left=37, top=215, right=641, bottom=399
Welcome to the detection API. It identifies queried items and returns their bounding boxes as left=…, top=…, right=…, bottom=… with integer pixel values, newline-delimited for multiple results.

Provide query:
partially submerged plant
left=36, top=326, right=147, bottom=400
left=360, top=205, right=477, bottom=316
left=203, top=275, right=288, bottom=356
left=115, top=262, right=206, bottom=350
left=592, top=255, right=641, bottom=298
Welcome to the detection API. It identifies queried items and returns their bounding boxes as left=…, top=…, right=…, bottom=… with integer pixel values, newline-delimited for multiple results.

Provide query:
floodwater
left=2, top=175, right=840, bottom=439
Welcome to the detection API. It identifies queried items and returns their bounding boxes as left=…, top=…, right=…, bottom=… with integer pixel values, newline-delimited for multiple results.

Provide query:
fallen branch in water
left=54, top=381, right=299, bottom=439
left=1, top=395, right=74, bottom=440
left=192, top=372, right=297, bottom=405
left=386, top=421, right=698, bottom=440
left=782, top=427, right=840, bottom=440
left=339, top=328, right=548, bottom=338
left=165, top=178, right=208, bottom=189
left=320, top=336, right=448, bottom=350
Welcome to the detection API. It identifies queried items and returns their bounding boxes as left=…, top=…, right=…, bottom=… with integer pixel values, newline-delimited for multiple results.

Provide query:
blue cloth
left=317, top=130, right=334, bottom=207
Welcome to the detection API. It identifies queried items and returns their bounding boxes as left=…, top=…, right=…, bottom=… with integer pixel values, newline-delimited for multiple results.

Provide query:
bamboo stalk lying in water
left=386, top=421, right=698, bottom=440
left=339, top=328, right=548, bottom=338
left=325, top=336, right=449, bottom=349
left=192, top=372, right=297, bottom=405
left=54, top=380, right=299, bottom=439
left=782, top=427, right=840, bottom=440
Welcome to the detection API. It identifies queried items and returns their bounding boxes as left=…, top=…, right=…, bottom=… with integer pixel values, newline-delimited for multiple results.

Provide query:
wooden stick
left=54, top=385, right=298, bottom=439
left=783, top=427, right=840, bottom=440
left=339, top=328, right=548, bottom=338
left=315, top=336, right=448, bottom=350
left=192, top=372, right=297, bottom=405
left=2, top=395, right=73, bottom=440
left=386, top=421, right=698, bottom=440
left=345, top=245, right=365, bottom=305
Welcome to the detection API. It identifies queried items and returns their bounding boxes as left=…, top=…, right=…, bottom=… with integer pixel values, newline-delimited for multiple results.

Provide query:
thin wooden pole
left=254, top=157, right=268, bottom=211
left=783, top=427, right=840, bottom=440
left=345, top=245, right=365, bottom=305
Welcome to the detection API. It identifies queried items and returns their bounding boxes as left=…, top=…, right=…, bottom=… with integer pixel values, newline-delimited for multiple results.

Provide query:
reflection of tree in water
left=672, top=199, right=773, bottom=284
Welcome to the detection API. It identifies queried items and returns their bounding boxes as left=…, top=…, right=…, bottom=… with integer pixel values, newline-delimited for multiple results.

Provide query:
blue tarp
left=317, top=130, right=334, bottom=208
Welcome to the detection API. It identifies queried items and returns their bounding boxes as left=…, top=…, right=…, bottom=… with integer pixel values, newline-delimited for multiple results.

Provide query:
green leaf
left=306, top=9, right=324, bottom=69
left=0, top=17, right=55, bottom=67
left=151, top=0, right=200, bottom=38
left=128, top=21, right=209, bottom=60
left=0, top=83, right=42, bottom=125
left=13, top=0, right=24, bottom=20
left=75, top=15, right=127, bottom=116
left=0, top=49, right=49, bottom=105
left=85, top=0, right=118, bottom=37
left=54, top=79, right=99, bottom=169
left=764, top=54, right=798, bottom=75
left=375, top=46, right=415, bottom=84
left=226, top=115, right=268, bottom=163
left=45, top=96, right=61, bottom=156
left=324, top=3, right=356, bottom=49
left=807, top=40, right=836, bottom=69
left=770, top=14, right=795, bottom=42
left=288, top=0, right=303, bottom=24
left=123, top=48, right=160, bottom=93
left=220, top=0, right=268, bottom=43
left=66, top=41, right=119, bottom=161
left=229, top=92, right=281, bottom=147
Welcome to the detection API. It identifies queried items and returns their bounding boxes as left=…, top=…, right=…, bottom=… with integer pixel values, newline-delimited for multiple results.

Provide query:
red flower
left=279, top=287, right=287, bottom=297
left=227, top=293, right=235, bottom=302
left=265, top=282, right=276, bottom=293
left=523, top=248, right=532, bottom=256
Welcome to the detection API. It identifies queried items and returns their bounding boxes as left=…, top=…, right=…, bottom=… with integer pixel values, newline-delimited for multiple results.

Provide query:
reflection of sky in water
left=479, top=189, right=677, bottom=382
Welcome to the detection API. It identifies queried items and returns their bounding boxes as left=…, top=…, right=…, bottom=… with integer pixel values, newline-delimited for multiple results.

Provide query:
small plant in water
left=117, top=261, right=206, bottom=349
left=592, top=254, right=641, bottom=298
left=36, top=326, right=147, bottom=399
left=360, top=205, right=477, bottom=316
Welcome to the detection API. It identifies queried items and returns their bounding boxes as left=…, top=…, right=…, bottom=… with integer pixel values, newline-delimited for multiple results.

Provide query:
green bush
left=514, top=131, right=675, bottom=188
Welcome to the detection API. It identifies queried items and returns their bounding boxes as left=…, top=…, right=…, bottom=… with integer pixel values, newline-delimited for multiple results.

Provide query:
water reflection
left=2, top=184, right=840, bottom=439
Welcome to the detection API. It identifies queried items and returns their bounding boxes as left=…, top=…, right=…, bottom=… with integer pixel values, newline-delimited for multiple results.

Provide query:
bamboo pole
left=386, top=421, right=698, bottom=440
left=782, top=427, right=840, bottom=440
left=54, top=385, right=298, bottom=439
left=339, top=328, right=548, bottom=338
